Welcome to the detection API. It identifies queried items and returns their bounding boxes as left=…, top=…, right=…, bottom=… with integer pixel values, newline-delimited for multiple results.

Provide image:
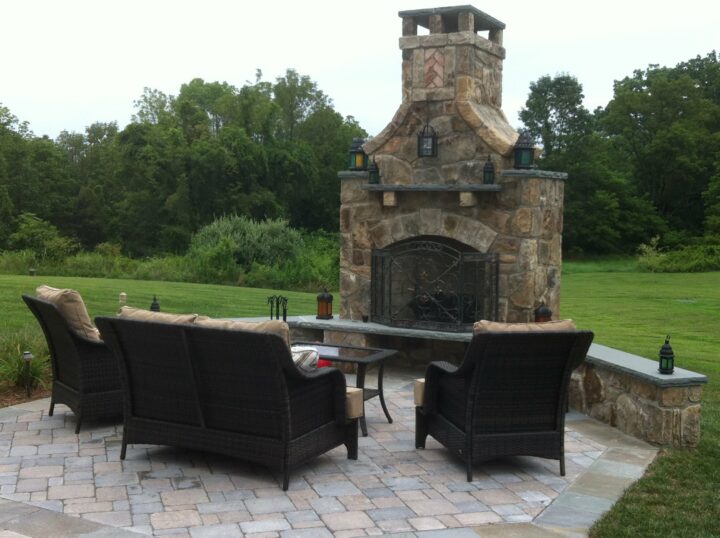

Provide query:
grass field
left=1, top=269, right=719, bottom=535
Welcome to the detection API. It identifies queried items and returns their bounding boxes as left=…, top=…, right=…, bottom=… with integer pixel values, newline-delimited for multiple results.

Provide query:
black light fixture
left=150, top=295, right=160, bottom=312
left=348, top=137, right=368, bottom=171
left=368, top=159, right=380, bottom=184
left=316, top=288, right=334, bottom=320
left=483, top=155, right=495, bottom=184
left=659, top=335, right=675, bottom=374
left=22, top=351, right=34, bottom=397
left=417, top=122, right=438, bottom=158
left=534, top=303, right=552, bottom=322
left=513, top=130, right=536, bottom=169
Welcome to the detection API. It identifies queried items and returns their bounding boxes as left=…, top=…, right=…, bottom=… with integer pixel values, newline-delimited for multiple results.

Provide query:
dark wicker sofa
left=22, top=295, right=123, bottom=433
left=95, top=316, right=358, bottom=490
left=416, top=330, right=594, bottom=481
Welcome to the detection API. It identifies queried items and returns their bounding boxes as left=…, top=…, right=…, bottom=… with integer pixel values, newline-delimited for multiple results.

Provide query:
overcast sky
left=2, top=0, right=718, bottom=139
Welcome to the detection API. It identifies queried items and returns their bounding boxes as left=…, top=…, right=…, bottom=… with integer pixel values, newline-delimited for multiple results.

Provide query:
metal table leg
left=357, top=363, right=368, bottom=436
left=377, top=361, right=392, bottom=424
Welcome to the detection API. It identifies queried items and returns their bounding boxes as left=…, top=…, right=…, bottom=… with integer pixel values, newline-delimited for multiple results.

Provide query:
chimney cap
left=399, top=5, right=505, bottom=32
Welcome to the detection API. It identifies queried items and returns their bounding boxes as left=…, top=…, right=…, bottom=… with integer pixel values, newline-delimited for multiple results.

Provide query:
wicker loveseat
left=23, top=294, right=123, bottom=433
left=415, top=328, right=594, bottom=481
left=95, top=316, right=359, bottom=490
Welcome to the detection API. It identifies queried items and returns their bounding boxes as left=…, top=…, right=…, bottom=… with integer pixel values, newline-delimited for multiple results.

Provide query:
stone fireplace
left=338, top=5, right=566, bottom=327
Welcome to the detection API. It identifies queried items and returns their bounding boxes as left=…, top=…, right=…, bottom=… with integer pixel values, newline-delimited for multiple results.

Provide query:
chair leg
left=48, top=399, right=55, bottom=417
left=560, top=457, right=566, bottom=477
left=282, top=468, right=290, bottom=491
left=466, top=459, right=473, bottom=482
left=120, top=438, right=128, bottom=460
left=346, top=420, right=358, bottom=460
left=74, top=413, right=82, bottom=434
left=415, top=407, right=427, bottom=449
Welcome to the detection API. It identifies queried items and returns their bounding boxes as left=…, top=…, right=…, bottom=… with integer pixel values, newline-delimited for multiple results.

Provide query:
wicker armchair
left=22, top=295, right=123, bottom=433
left=95, top=316, right=358, bottom=490
left=416, top=330, right=594, bottom=481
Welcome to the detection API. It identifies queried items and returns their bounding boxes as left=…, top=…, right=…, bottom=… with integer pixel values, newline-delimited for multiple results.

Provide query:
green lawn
left=560, top=271, right=720, bottom=537
left=1, top=270, right=719, bottom=535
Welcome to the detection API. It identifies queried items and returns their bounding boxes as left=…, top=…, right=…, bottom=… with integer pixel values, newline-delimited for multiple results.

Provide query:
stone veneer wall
left=339, top=169, right=566, bottom=323
left=569, top=352, right=705, bottom=448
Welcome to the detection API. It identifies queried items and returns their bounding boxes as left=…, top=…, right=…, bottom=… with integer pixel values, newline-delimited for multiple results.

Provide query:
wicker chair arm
left=423, top=360, right=459, bottom=414
left=73, top=335, right=121, bottom=392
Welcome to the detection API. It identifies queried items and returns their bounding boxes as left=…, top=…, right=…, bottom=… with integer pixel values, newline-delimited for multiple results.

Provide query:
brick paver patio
left=0, top=369, right=657, bottom=537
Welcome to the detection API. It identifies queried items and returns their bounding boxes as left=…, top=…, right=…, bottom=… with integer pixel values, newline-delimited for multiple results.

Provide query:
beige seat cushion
left=473, top=319, right=576, bottom=333
left=194, top=317, right=291, bottom=347
left=345, top=387, right=364, bottom=419
left=118, top=306, right=198, bottom=324
left=36, top=285, right=101, bottom=341
left=413, top=378, right=425, bottom=407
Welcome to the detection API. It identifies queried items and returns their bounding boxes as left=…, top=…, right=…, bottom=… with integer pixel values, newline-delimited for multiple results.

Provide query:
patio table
left=293, top=341, right=398, bottom=436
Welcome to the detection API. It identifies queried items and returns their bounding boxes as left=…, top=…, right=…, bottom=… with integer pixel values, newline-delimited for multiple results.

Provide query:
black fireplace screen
left=371, top=237, right=498, bottom=332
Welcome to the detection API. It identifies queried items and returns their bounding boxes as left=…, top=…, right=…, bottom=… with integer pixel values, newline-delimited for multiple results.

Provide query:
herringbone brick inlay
left=424, top=49, right=444, bottom=88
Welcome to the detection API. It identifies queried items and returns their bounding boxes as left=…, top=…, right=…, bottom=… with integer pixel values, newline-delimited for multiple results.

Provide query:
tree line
left=1, top=53, right=719, bottom=261
left=521, top=51, right=720, bottom=254
left=0, top=69, right=365, bottom=257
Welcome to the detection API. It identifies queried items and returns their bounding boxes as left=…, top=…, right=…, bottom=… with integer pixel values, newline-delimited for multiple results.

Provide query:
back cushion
left=36, top=285, right=101, bottom=341
left=194, top=317, right=291, bottom=347
left=473, top=319, right=576, bottom=333
left=118, top=306, right=198, bottom=324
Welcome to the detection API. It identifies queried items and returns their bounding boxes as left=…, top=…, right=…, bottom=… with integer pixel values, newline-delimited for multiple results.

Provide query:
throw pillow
left=36, top=285, right=101, bottom=341
left=290, top=345, right=320, bottom=371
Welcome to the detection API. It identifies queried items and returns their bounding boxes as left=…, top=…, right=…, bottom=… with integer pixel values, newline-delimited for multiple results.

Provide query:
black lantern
left=513, top=130, right=535, bottom=169
left=417, top=123, right=438, bottom=157
left=348, top=137, right=368, bottom=171
left=659, top=335, right=675, bottom=374
left=534, top=303, right=552, bottom=322
left=316, top=288, right=334, bottom=320
left=483, top=155, right=495, bottom=184
left=150, top=295, right=160, bottom=312
left=368, top=159, right=380, bottom=184
left=22, top=351, right=34, bottom=397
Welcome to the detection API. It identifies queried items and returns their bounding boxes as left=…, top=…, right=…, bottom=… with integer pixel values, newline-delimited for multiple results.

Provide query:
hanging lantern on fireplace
left=513, top=130, right=536, bottom=169
left=658, top=335, right=675, bottom=374
left=417, top=123, right=438, bottom=158
left=368, top=158, right=380, bottom=184
left=348, top=137, right=368, bottom=171
left=483, top=155, right=495, bottom=184
left=316, top=288, right=334, bottom=320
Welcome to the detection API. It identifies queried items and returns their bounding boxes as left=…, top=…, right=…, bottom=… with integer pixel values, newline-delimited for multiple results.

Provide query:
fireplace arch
left=371, top=235, right=498, bottom=332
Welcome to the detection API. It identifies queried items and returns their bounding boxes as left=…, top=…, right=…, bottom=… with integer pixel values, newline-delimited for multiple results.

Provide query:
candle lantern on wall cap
left=513, top=130, right=536, bottom=169
left=534, top=303, right=552, bottom=322
left=659, top=335, right=675, bottom=374
left=348, top=137, right=368, bottom=170
left=316, top=288, right=334, bottom=320
left=483, top=155, right=495, bottom=184
left=150, top=295, right=160, bottom=312
left=368, top=158, right=380, bottom=184
left=417, top=122, right=438, bottom=157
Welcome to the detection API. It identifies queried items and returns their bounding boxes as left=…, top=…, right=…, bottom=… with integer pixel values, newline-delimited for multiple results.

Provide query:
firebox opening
left=371, top=235, right=498, bottom=332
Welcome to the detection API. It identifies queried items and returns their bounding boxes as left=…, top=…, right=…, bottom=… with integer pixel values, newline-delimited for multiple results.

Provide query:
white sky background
left=2, top=0, right=719, bottom=139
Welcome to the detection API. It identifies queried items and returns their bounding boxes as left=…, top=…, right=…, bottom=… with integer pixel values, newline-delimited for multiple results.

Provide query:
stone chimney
left=339, top=5, right=566, bottom=326
left=363, top=5, right=519, bottom=181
